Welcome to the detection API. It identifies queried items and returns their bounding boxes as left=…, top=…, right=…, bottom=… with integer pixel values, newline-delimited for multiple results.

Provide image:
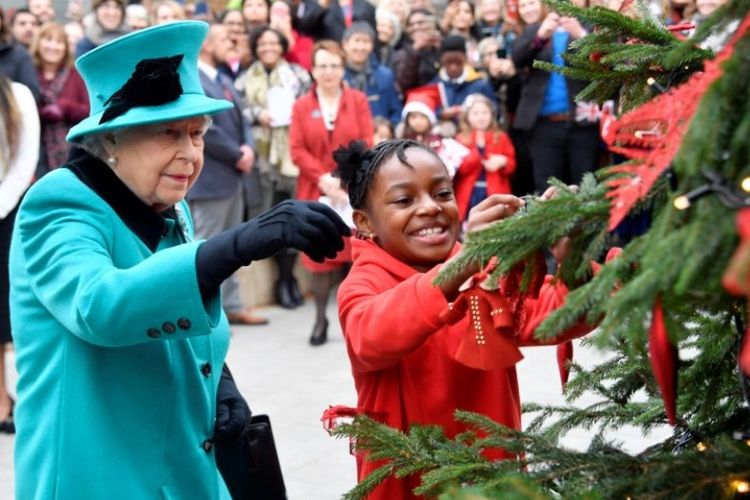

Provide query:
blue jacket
left=10, top=151, right=231, bottom=500
left=435, top=67, right=498, bottom=112
left=344, top=58, right=403, bottom=125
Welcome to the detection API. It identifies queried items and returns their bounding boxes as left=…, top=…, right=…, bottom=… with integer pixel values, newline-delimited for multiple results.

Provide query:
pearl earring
left=107, top=155, right=117, bottom=167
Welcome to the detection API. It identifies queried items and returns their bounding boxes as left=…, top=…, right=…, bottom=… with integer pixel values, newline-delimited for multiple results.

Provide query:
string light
left=674, top=195, right=690, bottom=210
left=731, top=479, right=750, bottom=493
left=695, top=441, right=707, bottom=452
left=741, top=177, right=750, bottom=193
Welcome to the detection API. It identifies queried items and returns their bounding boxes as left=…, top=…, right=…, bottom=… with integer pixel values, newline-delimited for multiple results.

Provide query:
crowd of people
left=0, top=0, right=730, bottom=496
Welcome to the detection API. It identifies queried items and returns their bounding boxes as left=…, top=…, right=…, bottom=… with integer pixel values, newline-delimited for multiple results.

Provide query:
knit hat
left=402, top=86, right=441, bottom=125
left=342, top=21, right=376, bottom=42
left=440, top=34, right=467, bottom=55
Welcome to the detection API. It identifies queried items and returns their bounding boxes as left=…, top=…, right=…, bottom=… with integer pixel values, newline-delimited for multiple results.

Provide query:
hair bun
left=333, top=140, right=370, bottom=190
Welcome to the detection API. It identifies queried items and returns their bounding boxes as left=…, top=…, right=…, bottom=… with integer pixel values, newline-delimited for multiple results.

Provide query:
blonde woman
left=0, top=75, right=39, bottom=434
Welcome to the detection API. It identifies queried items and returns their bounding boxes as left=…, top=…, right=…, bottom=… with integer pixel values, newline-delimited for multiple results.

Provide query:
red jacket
left=454, top=130, right=516, bottom=221
left=337, top=239, right=590, bottom=499
left=289, top=84, right=374, bottom=203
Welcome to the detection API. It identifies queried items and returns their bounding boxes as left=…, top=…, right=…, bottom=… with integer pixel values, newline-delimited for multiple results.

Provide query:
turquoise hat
left=66, top=21, right=233, bottom=143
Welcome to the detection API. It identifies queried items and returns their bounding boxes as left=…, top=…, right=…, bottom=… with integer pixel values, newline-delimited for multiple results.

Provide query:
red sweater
left=337, top=239, right=591, bottom=499
left=454, top=130, right=516, bottom=221
left=290, top=84, right=374, bottom=203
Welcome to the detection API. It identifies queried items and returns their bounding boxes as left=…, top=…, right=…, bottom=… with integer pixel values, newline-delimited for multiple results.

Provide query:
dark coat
left=511, top=23, right=589, bottom=131
left=188, top=70, right=255, bottom=201
left=344, top=57, right=403, bottom=125
left=296, top=0, right=376, bottom=42
left=0, top=40, right=40, bottom=99
left=391, top=40, right=440, bottom=93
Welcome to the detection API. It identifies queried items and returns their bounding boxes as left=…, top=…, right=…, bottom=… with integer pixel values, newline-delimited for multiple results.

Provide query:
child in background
left=400, top=89, right=471, bottom=177
left=454, top=93, right=516, bottom=222
left=333, top=139, right=592, bottom=500
left=373, top=117, right=395, bottom=144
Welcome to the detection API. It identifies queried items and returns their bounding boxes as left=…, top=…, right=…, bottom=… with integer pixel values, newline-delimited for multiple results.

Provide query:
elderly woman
left=32, top=22, right=89, bottom=173
left=289, top=40, right=373, bottom=345
left=10, top=21, right=348, bottom=499
left=236, top=25, right=311, bottom=309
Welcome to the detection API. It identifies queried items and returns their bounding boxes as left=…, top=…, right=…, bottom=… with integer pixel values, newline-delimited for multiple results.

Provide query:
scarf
left=241, top=61, right=305, bottom=178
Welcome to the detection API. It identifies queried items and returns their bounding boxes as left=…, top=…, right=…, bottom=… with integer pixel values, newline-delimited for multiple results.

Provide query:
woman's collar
left=65, top=147, right=173, bottom=252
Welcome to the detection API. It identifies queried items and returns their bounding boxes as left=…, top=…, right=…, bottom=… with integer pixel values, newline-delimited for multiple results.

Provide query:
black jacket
left=296, top=0, right=376, bottom=42
left=511, top=23, right=589, bottom=131
left=0, top=41, right=40, bottom=99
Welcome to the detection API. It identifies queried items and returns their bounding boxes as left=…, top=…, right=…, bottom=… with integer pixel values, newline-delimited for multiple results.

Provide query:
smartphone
left=496, top=47, right=507, bottom=59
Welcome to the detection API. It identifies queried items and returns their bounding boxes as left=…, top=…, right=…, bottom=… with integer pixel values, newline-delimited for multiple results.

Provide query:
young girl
left=333, top=139, right=591, bottom=499
left=454, top=93, right=517, bottom=222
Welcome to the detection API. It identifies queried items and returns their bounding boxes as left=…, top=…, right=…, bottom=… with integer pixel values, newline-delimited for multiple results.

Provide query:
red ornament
left=722, top=208, right=750, bottom=376
left=649, top=298, right=679, bottom=426
left=604, top=13, right=750, bottom=230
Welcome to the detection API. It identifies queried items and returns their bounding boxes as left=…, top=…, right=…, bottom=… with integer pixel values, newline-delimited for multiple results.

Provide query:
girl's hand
left=537, top=12, right=560, bottom=40
left=466, top=194, right=524, bottom=232
left=482, top=155, right=508, bottom=172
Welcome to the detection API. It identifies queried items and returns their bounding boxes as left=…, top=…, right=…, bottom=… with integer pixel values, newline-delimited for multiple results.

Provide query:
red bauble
left=649, top=298, right=679, bottom=426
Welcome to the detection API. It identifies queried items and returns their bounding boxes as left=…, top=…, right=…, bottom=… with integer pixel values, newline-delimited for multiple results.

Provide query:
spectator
left=242, top=0, right=270, bottom=31
left=126, top=4, right=150, bottom=30
left=149, top=0, right=187, bottom=25
left=235, top=25, right=312, bottom=309
left=391, top=8, right=441, bottom=92
left=435, top=34, right=498, bottom=125
left=219, top=9, right=251, bottom=79
left=374, top=7, right=403, bottom=66
left=440, top=0, right=481, bottom=67
left=0, top=76, right=39, bottom=435
left=32, top=22, right=89, bottom=173
left=454, top=93, right=516, bottom=222
left=269, top=0, right=314, bottom=71
left=295, top=0, right=376, bottom=42
left=76, top=0, right=131, bottom=57
left=28, top=0, right=56, bottom=24
left=11, top=9, right=39, bottom=49
left=342, top=22, right=403, bottom=126
left=190, top=23, right=268, bottom=326
left=63, top=21, right=84, bottom=48
left=512, top=1, right=600, bottom=192
left=289, top=40, right=373, bottom=345
left=0, top=7, right=40, bottom=99
left=373, top=116, right=394, bottom=144
left=379, top=0, right=411, bottom=28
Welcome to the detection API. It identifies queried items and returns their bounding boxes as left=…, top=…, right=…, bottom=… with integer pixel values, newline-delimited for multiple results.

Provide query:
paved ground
left=0, top=300, right=669, bottom=499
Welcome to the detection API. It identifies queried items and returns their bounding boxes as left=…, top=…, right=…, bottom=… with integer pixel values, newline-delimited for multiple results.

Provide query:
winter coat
left=0, top=40, right=40, bottom=98
left=454, top=130, right=517, bottom=220
left=10, top=150, right=232, bottom=500
left=344, top=58, right=403, bottom=125
left=337, top=238, right=591, bottom=499
left=435, top=66, right=499, bottom=112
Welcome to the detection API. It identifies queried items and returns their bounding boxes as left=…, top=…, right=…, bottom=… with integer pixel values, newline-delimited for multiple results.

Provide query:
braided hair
left=332, top=139, right=443, bottom=209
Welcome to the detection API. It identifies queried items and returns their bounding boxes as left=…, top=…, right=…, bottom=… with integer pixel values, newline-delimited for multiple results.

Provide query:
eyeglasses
left=314, top=64, right=343, bottom=72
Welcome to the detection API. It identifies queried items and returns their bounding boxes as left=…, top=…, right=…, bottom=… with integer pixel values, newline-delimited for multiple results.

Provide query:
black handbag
left=215, top=414, right=287, bottom=500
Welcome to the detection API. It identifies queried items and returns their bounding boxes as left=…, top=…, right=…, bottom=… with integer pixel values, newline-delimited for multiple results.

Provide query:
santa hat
left=402, top=84, right=444, bottom=125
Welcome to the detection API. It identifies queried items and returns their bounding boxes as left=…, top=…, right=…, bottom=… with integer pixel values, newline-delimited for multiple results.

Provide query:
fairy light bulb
left=741, top=177, right=750, bottom=193
left=731, top=480, right=750, bottom=493
left=696, top=442, right=707, bottom=452
left=674, top=195, right=690, bottom=210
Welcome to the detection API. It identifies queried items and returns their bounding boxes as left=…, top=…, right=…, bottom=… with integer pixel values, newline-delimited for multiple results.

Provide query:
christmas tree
left=330, top=1, right=750, bottom=498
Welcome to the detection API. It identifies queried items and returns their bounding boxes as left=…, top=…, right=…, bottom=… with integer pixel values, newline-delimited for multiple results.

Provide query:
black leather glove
left=214, top=364, right=251, bottom=442
left=196, top=200, right=351, bottom=298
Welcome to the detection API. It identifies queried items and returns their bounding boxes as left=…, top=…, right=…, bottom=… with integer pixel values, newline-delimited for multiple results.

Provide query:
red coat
left=337, top=238, right=591, bottom=499
left=454, top=130, right=516, bottom=221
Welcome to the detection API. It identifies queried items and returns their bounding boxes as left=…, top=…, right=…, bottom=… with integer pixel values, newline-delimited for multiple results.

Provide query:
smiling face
left=256, top=29, right=284, bottom=67
left=106, top=117, right=210, bottom=212
left=466, top=100, right=493, bottom=131
left=96, top=0, right=124, bottom=31
left=354, top=148, right=460, bottom=271
left=518, top=0, right=542, bottom=24
left=37, top=30, right=67, bottom=67
left=452, top=0, right=475, bottom=30
left=312, top=47, right=345, bottom=92
left=343, top=32, right=374, bottom=67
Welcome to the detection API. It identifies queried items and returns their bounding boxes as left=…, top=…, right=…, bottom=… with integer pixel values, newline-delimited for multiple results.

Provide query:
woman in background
left=32, top=22, right=89, bottom=173
left=289, top=40, right=373, bottom=345
left=0, top=75, right=39, bottom=434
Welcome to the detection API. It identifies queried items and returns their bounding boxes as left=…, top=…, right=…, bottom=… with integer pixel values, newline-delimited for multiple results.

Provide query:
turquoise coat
left=10, top=156, right=232, bottom=500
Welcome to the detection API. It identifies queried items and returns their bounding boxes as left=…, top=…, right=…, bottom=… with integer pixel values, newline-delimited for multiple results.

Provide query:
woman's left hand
left=482, top=155, right=508, bottom=172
